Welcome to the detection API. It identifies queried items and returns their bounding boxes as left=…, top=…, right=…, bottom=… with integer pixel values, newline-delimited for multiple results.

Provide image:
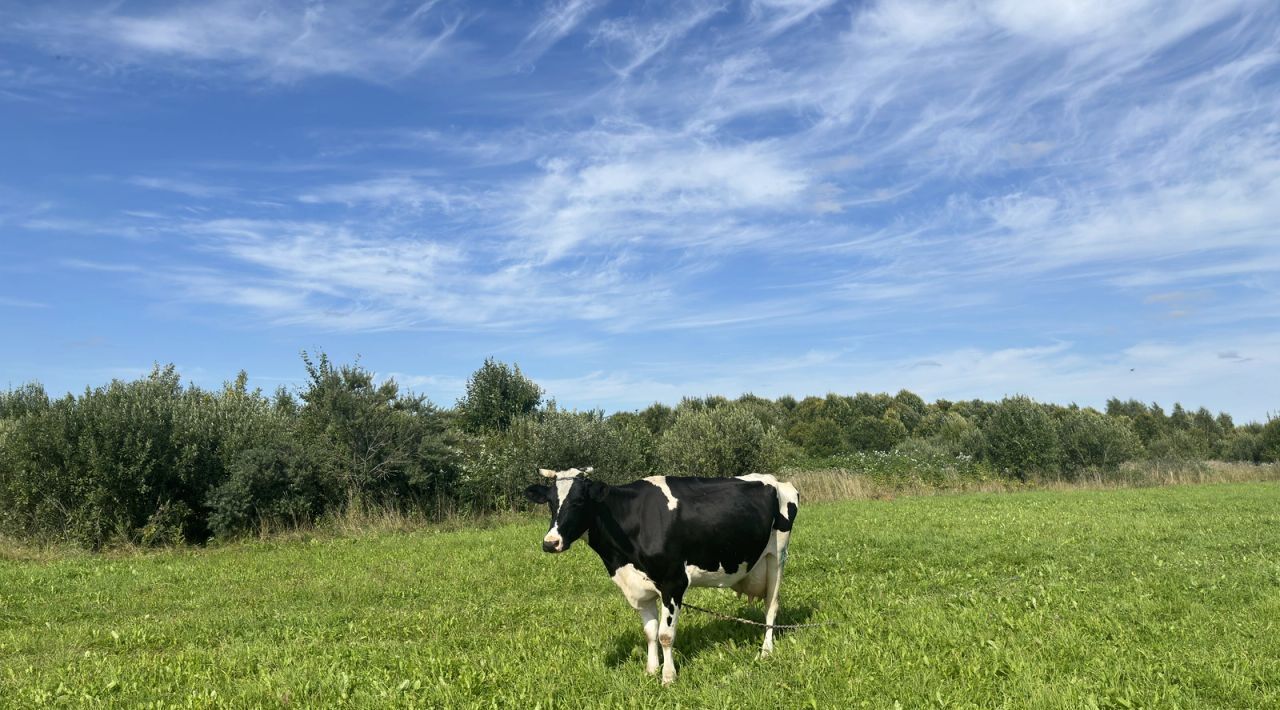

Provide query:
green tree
left=1260, top=418, right=1280, bottom=462
left=982, top=396, right=1061, bottom=478
left=299, top=351, right=459, bottom=502
left=846, top=414, right=908, bottom=452
left=456, top=357, right=542, bottom=432
left=1059, top=409, right=1143, bottom=474
left=658, top=404, right=788, bottom=476
left=787, top=416, right=844, bottom=457
left=892, top=389, right=928, bottom=434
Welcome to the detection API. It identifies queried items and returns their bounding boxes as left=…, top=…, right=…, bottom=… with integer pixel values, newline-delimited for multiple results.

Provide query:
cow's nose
left=542, top=540, right=559, bottom=553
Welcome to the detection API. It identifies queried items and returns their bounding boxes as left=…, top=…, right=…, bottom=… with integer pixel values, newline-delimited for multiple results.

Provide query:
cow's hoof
left=645, top=663, right=659, bottom=675
left=661, top=670, right=677, bottom=686
left=760, top=646, right=773, bottom=659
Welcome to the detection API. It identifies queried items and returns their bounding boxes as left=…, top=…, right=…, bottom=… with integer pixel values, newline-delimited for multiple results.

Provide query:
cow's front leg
left=658, top=584, right=685, bottom=685
left=638, top=601, right=660, bottom=675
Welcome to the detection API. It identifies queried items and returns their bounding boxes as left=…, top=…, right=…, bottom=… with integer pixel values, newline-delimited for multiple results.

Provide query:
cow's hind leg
left=658, top=583, right=686, bottom=685
left=761, top=552, right=783, bottom=657
left=638, top=600, right=660, bottom=675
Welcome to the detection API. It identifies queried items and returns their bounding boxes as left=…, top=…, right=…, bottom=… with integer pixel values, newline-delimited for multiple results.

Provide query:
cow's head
left=523, top=467, right=606, bottom=553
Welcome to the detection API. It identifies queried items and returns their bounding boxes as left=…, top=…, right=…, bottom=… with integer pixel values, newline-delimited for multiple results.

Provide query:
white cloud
left=127, top=176, right=234, bottom=199
left=515, top=140, right=810, bottom=261
left=16, top=1, right=462, bottom=82
left=297, top=177, right=461, bottom=213
left=0, top=297, right=51, bottom=309
left=516, top=0, right=603, bottom=66
left=591, top=1, right=727, bottom=76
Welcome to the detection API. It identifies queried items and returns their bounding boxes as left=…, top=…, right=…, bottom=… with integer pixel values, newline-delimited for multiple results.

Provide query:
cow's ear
left=524, top=484, right=550, bottom=504
left=587, top=479, right=610, bottom=502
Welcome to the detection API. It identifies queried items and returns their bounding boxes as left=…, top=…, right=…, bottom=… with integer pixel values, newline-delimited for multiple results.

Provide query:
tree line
left=1, top=353, right=1276, bottom=547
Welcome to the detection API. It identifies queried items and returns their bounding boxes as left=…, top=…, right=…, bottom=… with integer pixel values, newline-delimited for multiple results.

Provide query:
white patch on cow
left=543, top=524, right=561, bottom=547
left=554, top=475, right=577, bottom=507
left=610, top=563, right=659, bottom=609
left=643, top=476, right=679, bottom=510
left=685, top=563, right=749, bottom=589
left=538, top=468, right=587, bottom=551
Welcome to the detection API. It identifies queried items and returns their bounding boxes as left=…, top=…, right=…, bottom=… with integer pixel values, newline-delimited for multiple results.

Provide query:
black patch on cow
left=774, top=501, right=798, bottom=533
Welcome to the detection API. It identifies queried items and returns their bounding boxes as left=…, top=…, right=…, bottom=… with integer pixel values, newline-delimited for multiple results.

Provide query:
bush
left=1217, top=432, right=1263, bottom=463
left=1260, top=419, right=1280, bottom=462
left=845, top=415, right=908, bottom=452
left=982, top=396, right=1061, bottom=478
left=1059, top=410, right=1143, bottom=475
left=457, top=408, right=656, bottom=510
left=657, top=404, right=789, bottom=477
left=786, top=417, right=844, bottom=457
left=206, top=444, right=335, bottom=538
left=0, top=366, right=288, bottom=546
left=455, top=357, right=542, bottom=432
left=297, top=352, right=460, bottom=505
left=1146, top=429, right=1210, bottom=462
left=635, top=403, right=676, bottom=435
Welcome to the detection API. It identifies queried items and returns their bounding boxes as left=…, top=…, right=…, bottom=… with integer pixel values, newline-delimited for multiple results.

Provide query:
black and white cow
left=524, top=467, right=799, bottom=684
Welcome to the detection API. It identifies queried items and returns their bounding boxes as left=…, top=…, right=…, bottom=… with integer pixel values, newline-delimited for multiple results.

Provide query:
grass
left=3, top=482, right=1280, bottom=708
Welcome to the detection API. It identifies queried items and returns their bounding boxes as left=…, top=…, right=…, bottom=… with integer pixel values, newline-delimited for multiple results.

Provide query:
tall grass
left=786, top=459, right=1280, bottom=504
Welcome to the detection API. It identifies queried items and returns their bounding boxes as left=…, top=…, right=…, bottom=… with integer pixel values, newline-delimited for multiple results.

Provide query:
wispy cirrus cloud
left=9, top=0, right=463, bottom=83
left=591, top=0, right=727, bottom=76
left=0, top=296, right=50, bottom=309
left=515, top=0, right=605, bottom=67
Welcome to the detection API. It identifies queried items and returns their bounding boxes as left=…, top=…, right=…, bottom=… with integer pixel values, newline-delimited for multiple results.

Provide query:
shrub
left=786, top=416, right=844, bottom=457
left=1260, top=418, right=1280, bottom=462
left=982, top=396, right=1061, bottom=478
left=845, top=414, right=908, bottom=452
left=657, top=404, right=788, bottom=477
left=206, top=444, right=335, bottom=538
left=1218, top=432, right=1263, bottom=463
left=0, top=383, right=50, bottom=419
left=892, top=390, right=927, bottom=434
left=1059, top=410, right=1143, bottom=475
left=915, top=411, right=985, bottom=457
left=0, top=366, right=288, bottom=546
left=635, top=403, right=677, bottom=435
left=455, top=357, right=542, bottom=432
left=297, top=352, right=460, bottom=505
left=1146, top=429, right=1210, bottom=462
left=456, top=408, right=658, bottom=511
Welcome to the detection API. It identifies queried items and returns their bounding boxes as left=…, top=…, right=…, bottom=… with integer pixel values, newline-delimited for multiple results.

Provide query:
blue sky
left=2, top=0, right=1278, bottom=421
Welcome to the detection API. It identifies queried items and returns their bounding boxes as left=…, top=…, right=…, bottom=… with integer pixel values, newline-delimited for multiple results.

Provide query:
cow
left=523, top=466, right=799, bottom=684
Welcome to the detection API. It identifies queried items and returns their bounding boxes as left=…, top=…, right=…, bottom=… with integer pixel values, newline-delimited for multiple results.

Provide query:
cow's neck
left=585, top=487, right=640, bottom=576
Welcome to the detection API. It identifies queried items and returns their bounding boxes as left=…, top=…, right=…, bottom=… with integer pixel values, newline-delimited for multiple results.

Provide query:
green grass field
left=3, top=483, right=1279, bottom=708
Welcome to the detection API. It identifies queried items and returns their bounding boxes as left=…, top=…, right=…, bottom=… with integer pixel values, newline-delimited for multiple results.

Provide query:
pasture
left=3, top=483, right=1279, bottom=708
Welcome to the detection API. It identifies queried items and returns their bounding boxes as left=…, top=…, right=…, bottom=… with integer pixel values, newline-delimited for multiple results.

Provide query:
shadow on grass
left=603, top=599, right=820, bottom=669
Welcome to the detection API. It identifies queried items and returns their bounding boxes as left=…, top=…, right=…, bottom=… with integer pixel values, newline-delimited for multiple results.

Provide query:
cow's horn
left=538, top=468, right=556, bottom=478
